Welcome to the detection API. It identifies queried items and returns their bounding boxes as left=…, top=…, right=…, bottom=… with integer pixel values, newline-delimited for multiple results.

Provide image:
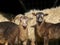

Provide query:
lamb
left=32, top=12, right=60, bottom=45
left=0, top=21, right=20, bottom=45
left=13, top=15, right=33, bottom=45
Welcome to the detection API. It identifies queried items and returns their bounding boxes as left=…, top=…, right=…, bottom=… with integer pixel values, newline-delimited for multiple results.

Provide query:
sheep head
left=20, top=15, right=33, bottom=28
left=32, top=12, right=48, bottom=23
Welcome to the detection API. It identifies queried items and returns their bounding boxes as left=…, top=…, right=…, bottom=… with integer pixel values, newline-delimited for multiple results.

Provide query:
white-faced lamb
left=32, top=12, right=60, bottom=45
left=13, top=15, right=33, bottom=45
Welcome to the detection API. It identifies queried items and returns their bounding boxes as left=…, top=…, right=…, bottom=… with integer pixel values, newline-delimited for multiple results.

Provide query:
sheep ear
left=20, top=16, right=23, bottom=21
left=44, top=14, right=48, bottom=16
left=20, top=16, right=23, bottom=18
left=32, top=13, right=36, bottom=16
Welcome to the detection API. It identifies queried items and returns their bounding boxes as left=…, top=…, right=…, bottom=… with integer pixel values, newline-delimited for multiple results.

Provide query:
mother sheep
left=32, top=12, right=60, bottom=45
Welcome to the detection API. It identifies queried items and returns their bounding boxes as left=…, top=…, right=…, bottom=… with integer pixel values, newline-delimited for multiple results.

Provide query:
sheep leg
left=44, top=36, right=49, bottom=45
left=15, top=37, right=20, bottom=45
left=5, top=41, right=8, bottom=45
left=44, top=31, right=49, bottom=45
left=31, top=40, right=35, bottom=45
left=23, top=40, right=27, bottom=45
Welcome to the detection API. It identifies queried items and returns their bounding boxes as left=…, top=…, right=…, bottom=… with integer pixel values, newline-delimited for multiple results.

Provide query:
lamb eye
left=37, top=15, right=39, bottom=17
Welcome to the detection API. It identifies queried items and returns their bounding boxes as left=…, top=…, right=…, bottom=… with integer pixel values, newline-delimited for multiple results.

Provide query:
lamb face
left=20, top=16, right=33, bottom=28
left=32, top=12, right=48, bottom=23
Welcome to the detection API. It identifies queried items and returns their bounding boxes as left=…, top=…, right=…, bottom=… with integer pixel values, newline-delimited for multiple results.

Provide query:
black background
left=0, top=0, right=60, bottom=15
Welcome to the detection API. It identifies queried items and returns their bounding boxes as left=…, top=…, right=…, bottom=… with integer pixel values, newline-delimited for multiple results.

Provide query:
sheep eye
left=41, top=14, right=44, bottom=17
left=36, top=15, right=39, bottom=17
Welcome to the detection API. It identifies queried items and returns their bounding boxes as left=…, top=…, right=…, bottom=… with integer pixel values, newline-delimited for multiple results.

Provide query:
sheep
left=32, top=12, right=60, bottom=45
left=13, top=15, right=33, bottom=45
left=0, top=21, right=20, bottom=45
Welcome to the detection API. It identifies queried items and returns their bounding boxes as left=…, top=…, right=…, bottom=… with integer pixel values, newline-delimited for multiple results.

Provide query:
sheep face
left=36, top=12, right=45, bottom=22
left=32, top=12, right=48, bottom=23
left=20, top=16, right=33, bottom=28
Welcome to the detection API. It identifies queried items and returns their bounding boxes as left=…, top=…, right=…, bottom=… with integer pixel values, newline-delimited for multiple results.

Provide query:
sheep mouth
left=23, top=26, right=27, bottom=29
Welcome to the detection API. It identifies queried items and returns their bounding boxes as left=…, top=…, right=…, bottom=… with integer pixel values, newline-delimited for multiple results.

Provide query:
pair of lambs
left=0, top=14, right=33, bottom=45
left=13, top=11, right=60, bottom=45
left=13, top=7, right=60, bottom=45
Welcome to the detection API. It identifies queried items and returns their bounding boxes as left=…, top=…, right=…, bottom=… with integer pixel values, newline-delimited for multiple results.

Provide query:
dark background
left=0, top=0, right=60, bottom=16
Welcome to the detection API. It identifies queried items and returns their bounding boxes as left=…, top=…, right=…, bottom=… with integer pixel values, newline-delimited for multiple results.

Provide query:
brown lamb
left=13, top=15, right=33, bottom=45
left=0, top=21, right=20, bottom=45
left=32, top=12, right=60, bottom=45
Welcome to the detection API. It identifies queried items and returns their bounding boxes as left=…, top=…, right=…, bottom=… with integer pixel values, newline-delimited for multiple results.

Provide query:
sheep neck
left=36, top=20, right=50, bottom=37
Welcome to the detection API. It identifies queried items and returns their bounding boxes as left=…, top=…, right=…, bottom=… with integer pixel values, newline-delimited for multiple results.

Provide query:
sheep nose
left=23, top=24, right=27, bottom=29
left=23, top=23, right=27, bottom=28
left=23, top=24, right=27, bottom=27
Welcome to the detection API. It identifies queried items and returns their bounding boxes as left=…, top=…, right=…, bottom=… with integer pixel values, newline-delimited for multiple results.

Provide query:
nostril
left=23, top=26, right=27, bottom=29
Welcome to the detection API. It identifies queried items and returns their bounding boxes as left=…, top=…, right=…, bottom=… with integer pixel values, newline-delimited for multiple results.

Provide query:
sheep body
left=35, top=21, right=60, bottom=39
left=0, top=21, right=20, bottom=45
left=19, top=23, right=28, bottom=41
left=35, top=20, right=60, bottom=45
left=32, top=12, right=60, bottom=45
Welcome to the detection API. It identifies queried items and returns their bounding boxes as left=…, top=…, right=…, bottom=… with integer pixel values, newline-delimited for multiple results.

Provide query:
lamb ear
left=32, top=13, right=36, bottom=16
left=20, top=16, right=23, bottom=21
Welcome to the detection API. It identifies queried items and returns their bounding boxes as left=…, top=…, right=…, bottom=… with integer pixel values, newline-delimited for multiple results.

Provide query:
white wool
left=13, top=14, right=23, bottom=25
left=25, top=6, right=60, bottom=24
left=0, top=13, right=9, bottom=22
left=25, top=10, right=39, bottom=41
left=41, top=6, right=60, bottom=24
